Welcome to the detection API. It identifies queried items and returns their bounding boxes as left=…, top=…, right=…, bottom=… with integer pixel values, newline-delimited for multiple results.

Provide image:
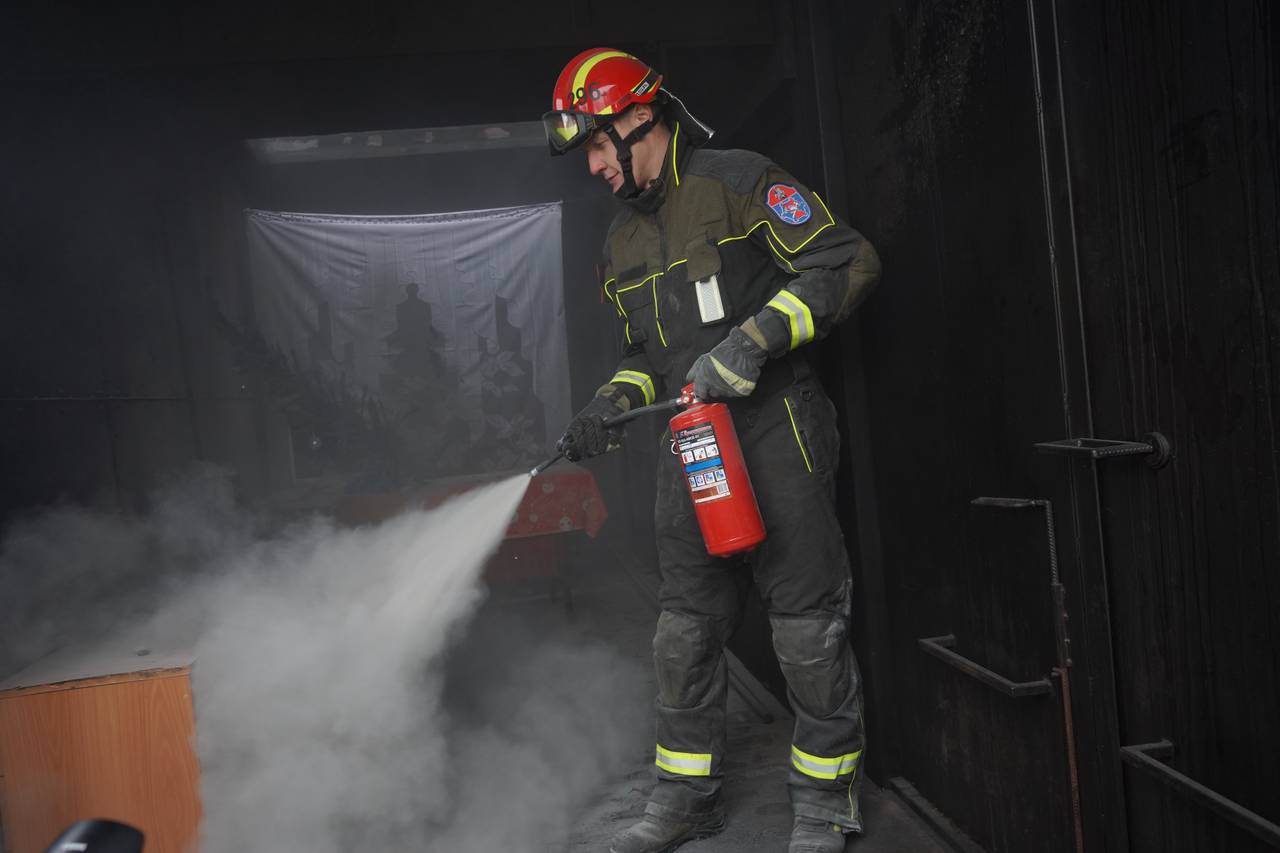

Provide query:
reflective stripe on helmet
left=571, top=50, right=630, bottom=108
left=655, top=744, right=712, bottom=777
left=550, top=48, right=662, bottom=115
left=631, top=67, right=662, bottom=97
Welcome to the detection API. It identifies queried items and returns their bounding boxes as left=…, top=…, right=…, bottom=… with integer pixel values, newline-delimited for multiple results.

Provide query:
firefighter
left=544, top=49, right=881, bottom=853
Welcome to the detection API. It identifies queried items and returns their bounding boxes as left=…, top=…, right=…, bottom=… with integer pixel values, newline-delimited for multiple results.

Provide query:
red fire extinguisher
left=532, top=384, right=767, bottom=556
left=669, top=383, right=766, bottom=556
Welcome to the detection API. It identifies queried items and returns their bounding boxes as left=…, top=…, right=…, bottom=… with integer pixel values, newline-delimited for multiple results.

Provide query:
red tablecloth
left=504, top=465, right=608, bottom=538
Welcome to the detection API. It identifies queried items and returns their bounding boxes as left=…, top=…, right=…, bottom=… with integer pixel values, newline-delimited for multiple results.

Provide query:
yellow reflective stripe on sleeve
left=766, top=289, right=815, bottom=349
left=791, top=745, right=861, bottom=781
left=612, top=370, right=656, bottom=405
left=783, top=398, right=813, bottom=473
left=655, top=744, right=712, bottom=777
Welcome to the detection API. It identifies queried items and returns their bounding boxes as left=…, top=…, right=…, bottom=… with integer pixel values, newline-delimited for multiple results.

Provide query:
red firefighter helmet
left=543, top=48, right=663, bottom=155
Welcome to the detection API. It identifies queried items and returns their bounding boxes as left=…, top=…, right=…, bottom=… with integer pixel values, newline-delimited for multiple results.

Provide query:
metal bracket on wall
left=1034, top=432, right=1173, bottom=468
left=917, top=634, right=1054, bottom=697
left=960, top=496, right=1086, bottom=853
left=1120, top=740, right=1280, bottom=849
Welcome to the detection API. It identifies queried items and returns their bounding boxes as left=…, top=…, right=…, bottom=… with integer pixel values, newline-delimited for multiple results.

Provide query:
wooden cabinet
left=0, top=650, right=201, bottom=853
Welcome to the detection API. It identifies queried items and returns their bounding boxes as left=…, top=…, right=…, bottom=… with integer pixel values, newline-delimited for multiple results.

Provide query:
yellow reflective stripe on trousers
left=655, top=744, right=712, bottom=777
left=791, top=745, right=862, bottom=781
left=783, top=397, right=813, bottom=473
left=765, top=289, right=815, bottom=350
left=611, top=370, right=656, bottom=405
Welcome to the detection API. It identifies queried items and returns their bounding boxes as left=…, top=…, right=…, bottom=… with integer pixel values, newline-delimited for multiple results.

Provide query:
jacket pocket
left=782, top=386, right=839, bottom=476
left=782, top=394, right=815, bottom=473
left=684, top=238, right=732, bottom=327
left=615, top=274, right=659, bottom=347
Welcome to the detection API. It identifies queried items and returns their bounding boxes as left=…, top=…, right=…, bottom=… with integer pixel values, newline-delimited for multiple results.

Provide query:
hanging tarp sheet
left=245, top=203, right=568, bottom=477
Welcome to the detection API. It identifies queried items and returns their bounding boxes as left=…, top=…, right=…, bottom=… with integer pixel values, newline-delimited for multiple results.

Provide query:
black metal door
left=1046, top=0, right=1280, bottom=850
left=826, top=0, right=1108, bottom=848
left=833, top=0, right=1278, bottom=849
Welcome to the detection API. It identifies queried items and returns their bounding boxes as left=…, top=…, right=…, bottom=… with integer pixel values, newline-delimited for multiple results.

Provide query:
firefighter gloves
left=557, top=394, right=625, bottom=461
left=686, top=325, right=769, bottom=399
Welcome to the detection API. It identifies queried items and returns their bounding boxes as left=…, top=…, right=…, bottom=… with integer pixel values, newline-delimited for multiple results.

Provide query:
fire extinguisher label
left=674, top=422, right=732, bottom=503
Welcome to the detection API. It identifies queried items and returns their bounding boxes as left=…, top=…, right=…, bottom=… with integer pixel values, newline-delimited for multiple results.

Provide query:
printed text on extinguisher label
left=674, top=422, right=731, bottom=504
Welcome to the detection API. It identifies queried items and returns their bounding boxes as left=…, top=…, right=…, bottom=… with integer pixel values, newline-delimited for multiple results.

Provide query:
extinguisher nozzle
left=530, top=451, right=565, bottom=478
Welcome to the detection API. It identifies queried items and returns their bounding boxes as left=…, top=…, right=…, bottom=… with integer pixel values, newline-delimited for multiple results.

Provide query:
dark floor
left=557, top=539, right=952, bottom=853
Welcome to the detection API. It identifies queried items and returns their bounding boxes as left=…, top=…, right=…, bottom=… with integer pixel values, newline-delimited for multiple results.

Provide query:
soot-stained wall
left=831, top=0, right=1279, bottom=849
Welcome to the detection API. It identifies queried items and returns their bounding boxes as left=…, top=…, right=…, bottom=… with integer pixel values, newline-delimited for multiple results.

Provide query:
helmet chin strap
left=603, top=114, right=659, bottom=199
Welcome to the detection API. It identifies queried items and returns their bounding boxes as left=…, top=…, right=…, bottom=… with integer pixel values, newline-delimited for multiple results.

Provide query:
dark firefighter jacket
left=596, top=122, right=882, bottom=410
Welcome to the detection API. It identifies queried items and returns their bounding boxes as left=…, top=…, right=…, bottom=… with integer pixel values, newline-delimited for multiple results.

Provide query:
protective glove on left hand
left=556, top=394, right=625, bottom=461
left=686, top=325, right=769, bottom=399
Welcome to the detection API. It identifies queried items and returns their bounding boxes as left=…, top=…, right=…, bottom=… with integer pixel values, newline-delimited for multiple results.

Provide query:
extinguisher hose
left=601, top=396, right=683, bottom=429
left=530, top=396, right=683, bottom=477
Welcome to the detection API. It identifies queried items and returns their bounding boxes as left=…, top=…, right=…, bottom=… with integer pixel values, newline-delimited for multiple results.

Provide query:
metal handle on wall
left=1033, top=431, right=1173, bottom=468
left=917, top=634, right=1054, bottom=698
left=1120, top=740, right=1280, bottom=848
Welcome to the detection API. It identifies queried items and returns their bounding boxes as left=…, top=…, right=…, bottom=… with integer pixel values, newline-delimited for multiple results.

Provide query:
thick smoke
left=0, top=469, right=647, bottom=852
left=0, top=465, right=253, bottom=679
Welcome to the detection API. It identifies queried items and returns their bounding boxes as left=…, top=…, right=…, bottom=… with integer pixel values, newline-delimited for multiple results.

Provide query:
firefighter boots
left=608, top=809, right=726, bottom=853
left=788, top=816, right=850, bottom=853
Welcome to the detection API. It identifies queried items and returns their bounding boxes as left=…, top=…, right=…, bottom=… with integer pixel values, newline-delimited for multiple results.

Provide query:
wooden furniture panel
left=0, top=668, right=201, bottom=853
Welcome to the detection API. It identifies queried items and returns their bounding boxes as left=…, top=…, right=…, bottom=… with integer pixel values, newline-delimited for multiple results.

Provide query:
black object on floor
left=44, top=820, right=144, bottom=853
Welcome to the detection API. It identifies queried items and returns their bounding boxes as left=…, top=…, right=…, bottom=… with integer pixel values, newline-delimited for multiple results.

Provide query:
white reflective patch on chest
left=695, top=275, right=726, bottom=323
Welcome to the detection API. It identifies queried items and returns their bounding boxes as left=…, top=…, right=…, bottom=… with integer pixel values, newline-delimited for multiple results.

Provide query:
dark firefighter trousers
left=647, top=372, right=867, bottom=830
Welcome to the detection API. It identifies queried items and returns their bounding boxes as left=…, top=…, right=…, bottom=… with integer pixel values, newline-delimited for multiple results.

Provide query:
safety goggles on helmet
left=542, top=110, right=608, bottom=155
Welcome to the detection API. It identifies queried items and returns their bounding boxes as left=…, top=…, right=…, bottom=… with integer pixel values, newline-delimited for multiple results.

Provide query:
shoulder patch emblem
left=766, top=183, right=812, bottom=225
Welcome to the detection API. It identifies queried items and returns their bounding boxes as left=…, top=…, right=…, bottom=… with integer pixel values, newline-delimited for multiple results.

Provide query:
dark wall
left=0, top=1, right=819, bottom=728
left=1056, top=1, right=1280, bottom=851
left=831, top=0, right=1078, bottom=846
left=0, top=3, right=794, bottom=522
left=832, top=0, right=1279, bottom=850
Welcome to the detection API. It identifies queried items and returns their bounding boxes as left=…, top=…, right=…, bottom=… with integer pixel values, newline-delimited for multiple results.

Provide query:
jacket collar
left=619, top=120, right=696, bottom=215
